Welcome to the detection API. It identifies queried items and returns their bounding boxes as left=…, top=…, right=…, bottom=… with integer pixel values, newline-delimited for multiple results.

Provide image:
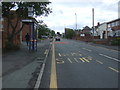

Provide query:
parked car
left=55, top=36, right=60, bottom=41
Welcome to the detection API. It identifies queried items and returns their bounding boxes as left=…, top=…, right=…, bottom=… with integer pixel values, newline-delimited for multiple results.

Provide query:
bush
left=111, top=40, right=120, bottom=45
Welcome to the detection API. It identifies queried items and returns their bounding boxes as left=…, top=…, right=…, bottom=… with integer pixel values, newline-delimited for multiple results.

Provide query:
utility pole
left=75, top=13, right=77, bottom=30
left=92, top=8, right=94, bottom=39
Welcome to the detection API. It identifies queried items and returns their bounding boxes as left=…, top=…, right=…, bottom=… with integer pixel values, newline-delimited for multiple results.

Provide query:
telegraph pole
left=92, top=8, right=94, bottom=39
left=75, top=13, right=77, bottom=30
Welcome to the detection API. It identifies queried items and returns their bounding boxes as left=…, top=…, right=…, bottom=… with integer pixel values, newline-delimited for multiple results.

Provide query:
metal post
left=75, top=13, right=77, bottom=30
left=92, top=8, right=94, bottom=39
left=32, top=23, right=34, bottom=51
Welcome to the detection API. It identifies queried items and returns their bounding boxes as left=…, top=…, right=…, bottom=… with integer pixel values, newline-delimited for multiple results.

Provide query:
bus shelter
left=22, top=19, right=38, bottom=51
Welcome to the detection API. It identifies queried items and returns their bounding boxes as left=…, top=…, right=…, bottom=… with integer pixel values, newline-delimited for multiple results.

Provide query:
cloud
left=37, top=0, right=119, bottom=33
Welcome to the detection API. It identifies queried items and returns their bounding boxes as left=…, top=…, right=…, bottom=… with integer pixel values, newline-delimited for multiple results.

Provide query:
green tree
left=65, top=28, right=75, bottom=39
left=38, top=24, right=49, bottom=38
left=2, top=2, right=52, bottom=49
left=50, top=30, right=55, bottom=36
left=38, top=24, right=55, bottom=38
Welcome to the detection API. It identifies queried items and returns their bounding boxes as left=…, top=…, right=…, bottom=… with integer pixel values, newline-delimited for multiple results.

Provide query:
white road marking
left=96, top=60, right=103, bottom=64
left=44, top=49, right=48, bottom=54
left=67, top=58, right=72, bottom=63
left=71, top=53, right=74, bottom=56
left=79, top=54, right=82, bottom=56
left=108, top=67, right=119, bottom=73
left=58, top=53, right=61, bottom=57
left=99, top=53, right=120, bottom=62
left=82, top=48, right=92, bottom=52
left=74, top=58, right=79, bottom=63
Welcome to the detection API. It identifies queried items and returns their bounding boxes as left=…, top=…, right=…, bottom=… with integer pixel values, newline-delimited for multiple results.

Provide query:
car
left=55, top=36, right=60, bottom=41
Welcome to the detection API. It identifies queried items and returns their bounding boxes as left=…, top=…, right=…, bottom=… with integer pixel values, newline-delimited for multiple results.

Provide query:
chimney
left=97, top=22, right=100, bottom=26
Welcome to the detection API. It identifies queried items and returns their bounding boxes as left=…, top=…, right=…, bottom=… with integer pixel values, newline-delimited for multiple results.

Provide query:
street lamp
left=75, top=13, right=77, bottom=30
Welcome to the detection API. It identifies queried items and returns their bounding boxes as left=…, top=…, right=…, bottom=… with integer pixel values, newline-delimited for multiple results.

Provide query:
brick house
left=81, top=26, right=92, bottom=36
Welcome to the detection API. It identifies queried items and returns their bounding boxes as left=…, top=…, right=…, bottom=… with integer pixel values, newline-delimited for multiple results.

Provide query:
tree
left=38, top=24, right=55, bottom=38
left=51, top=30, right=55, bottom=36
left=2, top=2, right=52, bottom=49
left=38, top=24, right=48, bottom=38
left=65, top=28, right=75, bottom=39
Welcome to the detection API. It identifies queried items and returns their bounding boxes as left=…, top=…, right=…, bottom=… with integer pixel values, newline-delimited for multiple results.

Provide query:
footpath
left=74, top=40, right=119, bottom=52
left=2, top=39, right=51, bottom=88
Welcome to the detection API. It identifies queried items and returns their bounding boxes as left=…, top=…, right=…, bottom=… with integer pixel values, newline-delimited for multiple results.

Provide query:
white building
left=96, top=23, right=107, bottom=39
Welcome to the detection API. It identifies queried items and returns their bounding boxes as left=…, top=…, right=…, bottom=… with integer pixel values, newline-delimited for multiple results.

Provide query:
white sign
left=28, top=12, right=33, bottom=17
left=28, top=7, right=33, bottom=12
left=80, top=34, right=85, bottom=36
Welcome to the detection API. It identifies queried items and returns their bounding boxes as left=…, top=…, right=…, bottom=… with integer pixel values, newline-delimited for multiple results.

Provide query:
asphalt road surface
left=40, top=38, right=119, bottom=89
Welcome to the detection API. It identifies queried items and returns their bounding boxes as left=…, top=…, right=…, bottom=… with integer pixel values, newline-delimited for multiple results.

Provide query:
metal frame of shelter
left=22, top=19, right=38, bottom=51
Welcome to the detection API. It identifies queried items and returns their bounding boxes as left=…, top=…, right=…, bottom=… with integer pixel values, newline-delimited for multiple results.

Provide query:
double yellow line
left=79, top=57, right=90, bottom=63
left=50, top=40, right=57, bottom=89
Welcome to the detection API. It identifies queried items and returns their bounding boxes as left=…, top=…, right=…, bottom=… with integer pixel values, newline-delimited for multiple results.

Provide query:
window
left=111, top=22, right=116, bottom=27
left=117, top=21, right=120, bottom=26
left=108, top=24, right=111, bottom=28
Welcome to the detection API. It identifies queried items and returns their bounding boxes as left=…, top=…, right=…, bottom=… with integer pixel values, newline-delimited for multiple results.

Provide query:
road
left=40, top=38, right=119, bottom=88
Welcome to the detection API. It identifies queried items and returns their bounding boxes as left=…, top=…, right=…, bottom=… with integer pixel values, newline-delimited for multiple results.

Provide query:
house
left=81, top=26, right=92, bottom=36
left=107, top=18, right=120, bottom=38
left=96, top=22, right=107, bottom=39
left=74, top=29, right=81, bottom=36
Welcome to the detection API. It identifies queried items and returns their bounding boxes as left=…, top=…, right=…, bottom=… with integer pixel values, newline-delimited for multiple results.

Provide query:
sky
left=36, top=0, right=119, bottom=34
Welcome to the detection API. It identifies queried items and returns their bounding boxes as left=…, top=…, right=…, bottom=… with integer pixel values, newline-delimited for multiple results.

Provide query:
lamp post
left=75, top=13, right=77, bottom=30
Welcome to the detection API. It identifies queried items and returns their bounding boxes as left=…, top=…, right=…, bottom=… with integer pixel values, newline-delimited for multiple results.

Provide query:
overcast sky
left=37, top=0, right=119, bottom=34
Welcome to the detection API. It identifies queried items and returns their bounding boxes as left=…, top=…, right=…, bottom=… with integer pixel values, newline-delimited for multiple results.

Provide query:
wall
left=2, top=17, right=21, bottom=48
left=22, top=23, right=31, bottom=41
left=96, top=23, right=107, bottom=39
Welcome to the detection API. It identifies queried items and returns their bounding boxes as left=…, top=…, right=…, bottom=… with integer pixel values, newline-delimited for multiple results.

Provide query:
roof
left=107, top=18, right=120, bottom=24
left=22, top=17, right=38, bottom=24
left=82, top=26, right=91, bottom=30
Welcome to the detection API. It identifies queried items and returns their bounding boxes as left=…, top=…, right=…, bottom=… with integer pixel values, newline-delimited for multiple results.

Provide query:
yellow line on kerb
left=50, top=40, right=57, bottom=89
left=82, top=57, right=90, bottom=63
left=79, top=58, right=85, bottom=62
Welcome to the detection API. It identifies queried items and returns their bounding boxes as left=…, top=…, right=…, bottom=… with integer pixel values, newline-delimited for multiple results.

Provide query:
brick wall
left=74, top=35, right=100, bottom=42
left=22, top=23, right=31, bottom=41
left=2, top=17, right=21, bottom=48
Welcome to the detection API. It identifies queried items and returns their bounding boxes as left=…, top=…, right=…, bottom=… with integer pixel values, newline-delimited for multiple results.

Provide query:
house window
left=108, top=24, right=111, bottom=28
left=117, top=21, right=120, bottom=26
left=112, top=22, right=117, bottom=27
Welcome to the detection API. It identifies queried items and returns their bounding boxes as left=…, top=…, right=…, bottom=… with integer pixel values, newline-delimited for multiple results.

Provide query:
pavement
left=74, top=39, right=119, bottom=52
left=2, top=39, right=51, bottom=88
